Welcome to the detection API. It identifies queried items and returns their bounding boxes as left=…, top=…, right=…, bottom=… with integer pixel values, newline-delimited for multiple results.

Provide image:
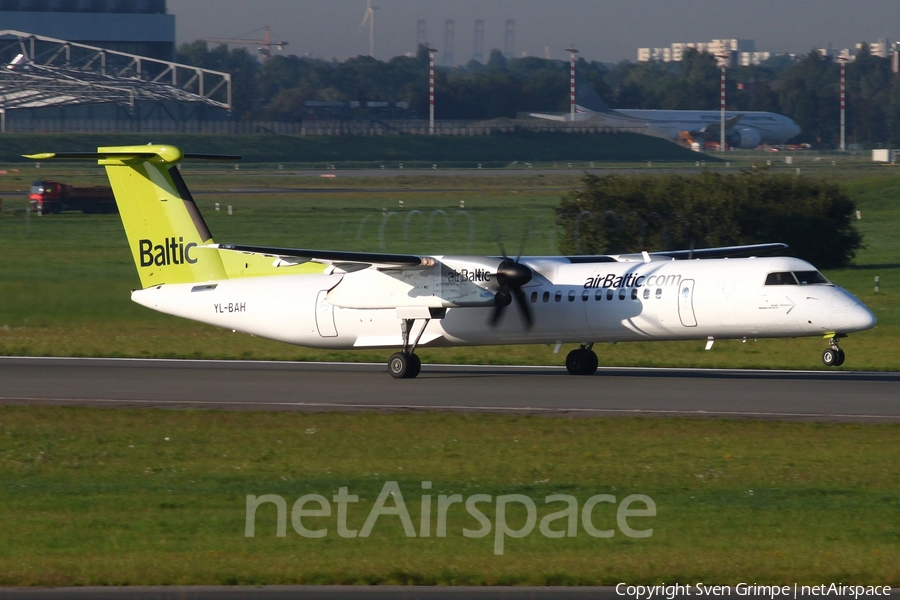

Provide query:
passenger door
left=678, top=279, right=697, bottom=327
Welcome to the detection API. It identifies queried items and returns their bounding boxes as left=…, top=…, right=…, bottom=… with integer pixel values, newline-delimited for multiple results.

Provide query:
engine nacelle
left=727, top=127, right=762, bottom=149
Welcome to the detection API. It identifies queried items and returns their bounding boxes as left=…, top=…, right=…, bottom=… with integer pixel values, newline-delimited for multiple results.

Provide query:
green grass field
left=2, top=407, right=898, bottom=585
left=0, top=131, right=706, bottom=166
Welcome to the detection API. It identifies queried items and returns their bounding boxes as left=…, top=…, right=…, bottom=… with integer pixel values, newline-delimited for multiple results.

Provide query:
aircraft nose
left=788, top=120, right=801, bottom=139
left=829, top=290, right=876, bottom=332
left=848, top=302, right=877, bottom=331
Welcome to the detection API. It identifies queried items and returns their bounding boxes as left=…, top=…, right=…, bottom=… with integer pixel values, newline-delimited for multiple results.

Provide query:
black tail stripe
left=168, top=166, right=213, bottom=242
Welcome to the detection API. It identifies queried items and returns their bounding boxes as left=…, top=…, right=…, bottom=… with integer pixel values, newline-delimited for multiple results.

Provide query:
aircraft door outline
left=678, top=279, right=697, bottom=327
left=315, top=290, right=338, bottom=337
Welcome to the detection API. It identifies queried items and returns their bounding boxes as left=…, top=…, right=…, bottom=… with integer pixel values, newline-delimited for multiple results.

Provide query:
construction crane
left=201, top=26, right=287, bottom=61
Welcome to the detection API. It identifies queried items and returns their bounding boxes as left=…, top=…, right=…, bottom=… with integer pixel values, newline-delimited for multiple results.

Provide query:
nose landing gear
left=566, top=344, right=599, bottom=375
left=822, top=337, right=846, bottom=367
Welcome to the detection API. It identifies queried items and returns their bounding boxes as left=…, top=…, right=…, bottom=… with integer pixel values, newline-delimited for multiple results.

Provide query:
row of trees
left=176, top=41, right=900, bottom=147
left=555, top=172, right=863, bottom=269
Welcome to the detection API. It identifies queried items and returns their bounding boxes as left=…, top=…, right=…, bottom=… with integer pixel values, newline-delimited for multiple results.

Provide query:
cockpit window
left=765, top=271, right=829, bottom=286
left=794, top=271, right=828, bottom=285
left=765, top=272, right=797, bottom=286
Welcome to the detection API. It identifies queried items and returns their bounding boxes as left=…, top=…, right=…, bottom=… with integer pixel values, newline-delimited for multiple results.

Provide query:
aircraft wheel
left=822, top=348, right=838, bottom=367
left=833, top=348, right=846, bottom=367
left=408, top=353, right=422, bottom=378
left=388, top=352, right=420, bottom=379
left=566, top=349, right=594, bottom=376
left=586, top=350, right=599, bottom=375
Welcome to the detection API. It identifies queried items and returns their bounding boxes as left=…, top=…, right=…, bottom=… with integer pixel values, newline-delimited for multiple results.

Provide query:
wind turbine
left=360, top=0, right=378, bottom=58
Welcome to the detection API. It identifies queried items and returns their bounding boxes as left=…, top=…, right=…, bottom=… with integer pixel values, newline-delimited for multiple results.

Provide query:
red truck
left=29, top=180, right=117, bottom=215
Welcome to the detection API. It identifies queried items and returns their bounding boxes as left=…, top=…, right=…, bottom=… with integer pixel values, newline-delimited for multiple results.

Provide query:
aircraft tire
left=388, top=352, right=420, bottom=379
left=566, top=349, right=594, bottom=376
left=586, top=350, right=599, bottom=375
left=833, top=348, right=846, bottom=367
left=408, top=353, right=422, bottom=378
left=822, top=348, right=838, bottom=367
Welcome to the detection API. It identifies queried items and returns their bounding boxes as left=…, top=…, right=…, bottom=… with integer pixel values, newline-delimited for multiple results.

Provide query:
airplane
left=529, top=73, right=802, bottom=149
left=26, top=145, right=875, bottom=378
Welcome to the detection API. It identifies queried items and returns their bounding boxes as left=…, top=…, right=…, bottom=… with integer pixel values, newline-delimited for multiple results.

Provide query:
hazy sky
left=168, top=0, right=899, bottom=64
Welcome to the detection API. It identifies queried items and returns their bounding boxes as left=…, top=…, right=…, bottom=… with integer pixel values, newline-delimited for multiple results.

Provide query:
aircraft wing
left=210, top=244, right=434, bottom=271
left=567, top=243, right=788, bottom=263
left=695, top=114, right=743, bottom=136
left=651, top=242, right=787, bottom=259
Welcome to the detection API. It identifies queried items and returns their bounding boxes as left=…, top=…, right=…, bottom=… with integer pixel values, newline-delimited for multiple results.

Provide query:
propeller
left=490, top=224, right=535, bottom=330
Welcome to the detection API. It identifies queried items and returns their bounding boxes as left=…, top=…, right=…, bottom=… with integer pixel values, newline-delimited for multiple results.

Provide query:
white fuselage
left=614, top=110, right=802, bottom=145
left=131, top=256, right=875, bottom=350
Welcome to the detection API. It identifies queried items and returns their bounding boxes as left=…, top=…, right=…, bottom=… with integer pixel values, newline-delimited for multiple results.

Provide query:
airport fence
left=0, top=118, right=655, bottom=137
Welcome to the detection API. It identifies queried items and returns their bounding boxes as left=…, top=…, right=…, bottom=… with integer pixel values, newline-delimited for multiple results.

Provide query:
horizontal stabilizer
left=24, top=148, right=241, bottom=163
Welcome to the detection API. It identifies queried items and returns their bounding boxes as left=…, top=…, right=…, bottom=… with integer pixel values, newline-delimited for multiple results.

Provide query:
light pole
left=719, top=53, right=729, bottom=152
left=839, top=55, right=847, bottom=152
left=565, top=46, right=579, bottom=121
left=428, top=44, right=436, bottom=135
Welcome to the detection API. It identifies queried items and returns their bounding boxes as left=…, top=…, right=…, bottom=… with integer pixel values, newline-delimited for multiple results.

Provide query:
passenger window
left=531, top=291, right=538, bottom=303
left=543, top=291, right=550, bottom=302
left=765, top=272, right=797, bottom=285
left=554, top=291, right=562, bottom=302
left=655, top=288, right=662, bottom=299
left=568, top=290, right=576, bottom=302
left=631, top=288, right=638, bottom=300
left=595, top=290, right=603, bottom=301
left=643, top=288, right=650, bottom=299
left=794, top=271, right=828, bottom=285
left=618, top=288, right=626, bottom=300
left=582, top=290, right=589, bottom=301
left=607, top=289, right=614, bottom=301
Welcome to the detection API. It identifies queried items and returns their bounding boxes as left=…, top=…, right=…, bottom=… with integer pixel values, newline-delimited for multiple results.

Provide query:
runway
left=1, top=357, right=899, bottom=421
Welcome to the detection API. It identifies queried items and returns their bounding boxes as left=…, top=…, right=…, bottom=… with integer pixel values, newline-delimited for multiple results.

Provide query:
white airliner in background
left=28, top=146, right=874, bottom=378
left=530, top=73, right=802, bottom=149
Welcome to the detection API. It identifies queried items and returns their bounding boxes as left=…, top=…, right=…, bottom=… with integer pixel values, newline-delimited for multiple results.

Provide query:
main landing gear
left=389, top=351, right=421, bottom=379
left=821, top=336, right=846, bottom=367
left=566, top=344, right=599, bottom=376
left=388, top=316, right=432, bottom=379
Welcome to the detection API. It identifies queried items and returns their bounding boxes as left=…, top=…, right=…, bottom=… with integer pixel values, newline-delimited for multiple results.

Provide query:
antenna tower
left=444, top=19, right=455, bottom=66
left=472, top=19, right=484, bottom=62
left=504, top=19, right=515, bottom=57
left=416, top=19, right=427, bottom=47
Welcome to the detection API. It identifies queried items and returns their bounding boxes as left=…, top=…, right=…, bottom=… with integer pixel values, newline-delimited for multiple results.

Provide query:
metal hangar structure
left=0, top=30, right=231, bottom=132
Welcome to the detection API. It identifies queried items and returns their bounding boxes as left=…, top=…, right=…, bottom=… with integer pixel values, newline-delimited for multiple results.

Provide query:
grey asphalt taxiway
left=1, top=357, right=898, bottom=421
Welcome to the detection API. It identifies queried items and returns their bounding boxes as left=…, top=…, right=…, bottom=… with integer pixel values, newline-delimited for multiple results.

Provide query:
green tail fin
left=27, top=145, right=229, bottom=288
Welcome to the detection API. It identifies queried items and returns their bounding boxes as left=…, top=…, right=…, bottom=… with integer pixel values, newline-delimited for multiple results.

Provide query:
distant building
left=0, top=0, right=174, bottom=60
left=638, top=39, right=762, bottom=65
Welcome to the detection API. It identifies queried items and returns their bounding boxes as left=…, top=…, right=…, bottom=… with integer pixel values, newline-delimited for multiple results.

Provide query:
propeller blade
left=512, top=287, right=534, bottom=330
left=489, top=288, right=511, bottom=327
left=490, top=303, right=506, bottom=327
left=515, top=218, right=536, bottom=262
left=492, top=224, right=509, bottom=260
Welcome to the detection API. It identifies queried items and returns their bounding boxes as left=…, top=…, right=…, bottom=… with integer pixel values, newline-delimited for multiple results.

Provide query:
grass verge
left=1, top=407, right=898, bottom=585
